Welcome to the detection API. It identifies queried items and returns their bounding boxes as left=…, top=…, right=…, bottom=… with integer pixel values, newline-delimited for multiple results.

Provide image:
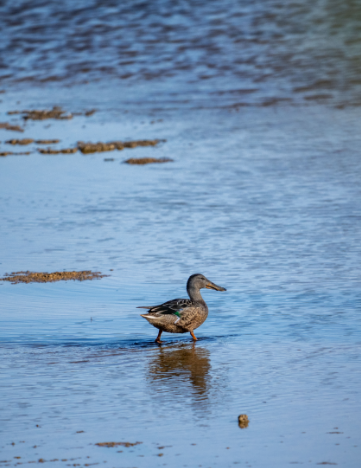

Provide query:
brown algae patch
left=36, top=139, right=60, bottom=144
left=122, top=139, right=161, bottom=148
left=110, top=141, right=126, bottom=150
left=1, top=271, right=108, bottom=284
left=78, top=142, right=116, bottom=154
left=0, top=122, right=24, bottom=132
left=78, top=139, right=163, bottom=154
left=38, top=148, right=77, bottom=154
left=316, top=463, right=338, bottom=466
left=6, top=138, right=34, bottom=145
left=95, top=442, right=142, bottom=448
left=8, top=107, right=73, bottom=121
left=0, top=151, right=30, bottom=157
left=125, top=157, right=173, bottom=165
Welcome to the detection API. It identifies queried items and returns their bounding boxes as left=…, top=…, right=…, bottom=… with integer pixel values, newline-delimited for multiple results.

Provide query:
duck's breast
left=177, top=304, right=208, bottom=331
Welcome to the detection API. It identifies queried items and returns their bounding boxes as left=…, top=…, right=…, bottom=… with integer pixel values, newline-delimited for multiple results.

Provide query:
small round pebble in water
left=238, top=414, right=249, bottom=429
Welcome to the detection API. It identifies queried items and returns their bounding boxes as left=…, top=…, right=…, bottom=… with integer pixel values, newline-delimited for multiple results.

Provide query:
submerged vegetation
left=1, top=271, right=108, bottom=284
left=0, top=151, right=30, bottom=157
left=95, top=442, right=142, bottom=448
left=6, top=138, right=34, bottom=145
left=124, top=157, right=173, bottom=165
left=0, top=122, right=24, bottom=132
left=8, top=106, right=73, bottom=120
left=36, top=139, right=60, bottom=144
left=78, top=139, right=163, bottom=154
left=38, top=147, right=77, bottom=154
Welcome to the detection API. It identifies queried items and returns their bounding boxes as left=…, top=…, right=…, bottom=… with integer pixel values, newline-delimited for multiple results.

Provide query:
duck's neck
left=187, top=285, right=205, bottom=303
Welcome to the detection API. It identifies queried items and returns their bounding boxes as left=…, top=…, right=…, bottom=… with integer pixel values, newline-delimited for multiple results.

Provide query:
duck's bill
left=206, top=282, right=226, bottom=291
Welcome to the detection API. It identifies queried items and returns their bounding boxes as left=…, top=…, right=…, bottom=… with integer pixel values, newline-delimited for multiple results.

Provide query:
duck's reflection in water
left=147, top=344, right=211, bottom=412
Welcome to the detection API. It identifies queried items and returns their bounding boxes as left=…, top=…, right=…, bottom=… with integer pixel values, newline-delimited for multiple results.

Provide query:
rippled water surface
left=1, top=1, right=361, bottom=467
left=1, top=0, right=361, bottom=107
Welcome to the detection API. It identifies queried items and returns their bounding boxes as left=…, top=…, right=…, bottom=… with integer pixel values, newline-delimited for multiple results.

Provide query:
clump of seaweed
left=78, top=142, right=116, bottom=154
left=95, top=442, right=142, bottom=448
left=0, top=151, right=30, bottom=157
left=35, top=139, right=60, bottom=144
left=124, top=157, right=173, bottom=165
left=6, top=138, right=34, bottom=145
left=0, top=122, right=24, bottom=132
left=122, top=139, right=161, bottom=148
left=1, top=271, right=108, bottom=284
left=111, top=141, right=125, bottom=150
left=38, top=148, right=77, bottom=154
left=8, top=106, right=73, bottom=121
left=78, top=139, right=163, bottom=154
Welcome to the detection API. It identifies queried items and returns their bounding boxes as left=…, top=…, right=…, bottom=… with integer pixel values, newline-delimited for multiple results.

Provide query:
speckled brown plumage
left=138, top=273, right=226, bottom=343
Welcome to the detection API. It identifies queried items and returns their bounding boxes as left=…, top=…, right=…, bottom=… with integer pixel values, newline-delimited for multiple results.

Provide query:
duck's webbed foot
left=155, top=330, right=163, bottom=344
left=190, top=331, right=197, bottom=341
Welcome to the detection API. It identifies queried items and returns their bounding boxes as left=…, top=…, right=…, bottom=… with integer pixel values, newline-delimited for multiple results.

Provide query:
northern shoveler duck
left=138, top=273, right=226, bottom=343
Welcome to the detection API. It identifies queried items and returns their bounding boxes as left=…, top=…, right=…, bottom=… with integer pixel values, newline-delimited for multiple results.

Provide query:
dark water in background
left=1, top=1, right=361, bottom=467
left=1, top=0, right=361, bottom=107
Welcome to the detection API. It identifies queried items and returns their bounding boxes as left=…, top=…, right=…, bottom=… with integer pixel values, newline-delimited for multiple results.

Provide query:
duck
left=138, top=273, right=226, bottom=343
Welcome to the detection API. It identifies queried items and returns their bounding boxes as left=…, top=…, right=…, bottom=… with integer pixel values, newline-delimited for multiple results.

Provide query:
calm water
left=1, top=1, right=361, bottom=467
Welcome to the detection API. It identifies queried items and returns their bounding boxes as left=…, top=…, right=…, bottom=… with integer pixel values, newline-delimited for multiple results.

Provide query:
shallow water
left=1, top=98, right=361, bottom=467
left=1, top=1, right=361, bottom=467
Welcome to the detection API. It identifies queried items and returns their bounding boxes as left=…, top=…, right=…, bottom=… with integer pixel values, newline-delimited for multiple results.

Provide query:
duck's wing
left=137, top=298, right=192, bottom=316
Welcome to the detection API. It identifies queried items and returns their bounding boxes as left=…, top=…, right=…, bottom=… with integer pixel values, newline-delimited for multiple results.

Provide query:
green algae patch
left=1, top=271, right=108, bottom=284
left=124, top=157, right=173, bottom=165
left=95, top=442, right=142, bottom=448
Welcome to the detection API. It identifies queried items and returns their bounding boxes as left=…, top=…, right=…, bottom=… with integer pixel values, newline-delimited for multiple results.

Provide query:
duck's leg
left=190, top=331, right=197, bottom=341
left=155, top=330, right=163, bottom=344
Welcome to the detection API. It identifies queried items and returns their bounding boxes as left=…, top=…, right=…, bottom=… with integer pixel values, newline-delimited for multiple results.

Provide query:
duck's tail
left=140, top=314, right=157, bottom=322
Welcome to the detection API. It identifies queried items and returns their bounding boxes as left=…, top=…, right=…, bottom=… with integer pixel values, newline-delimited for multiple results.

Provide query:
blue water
left=1, top=1, right=361, bottom=467
left=1, top=0, right=361, bottom=107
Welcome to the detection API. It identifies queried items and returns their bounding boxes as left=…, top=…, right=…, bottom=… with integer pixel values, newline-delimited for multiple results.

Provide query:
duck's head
left=187, top=273, right=226, bottom=292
